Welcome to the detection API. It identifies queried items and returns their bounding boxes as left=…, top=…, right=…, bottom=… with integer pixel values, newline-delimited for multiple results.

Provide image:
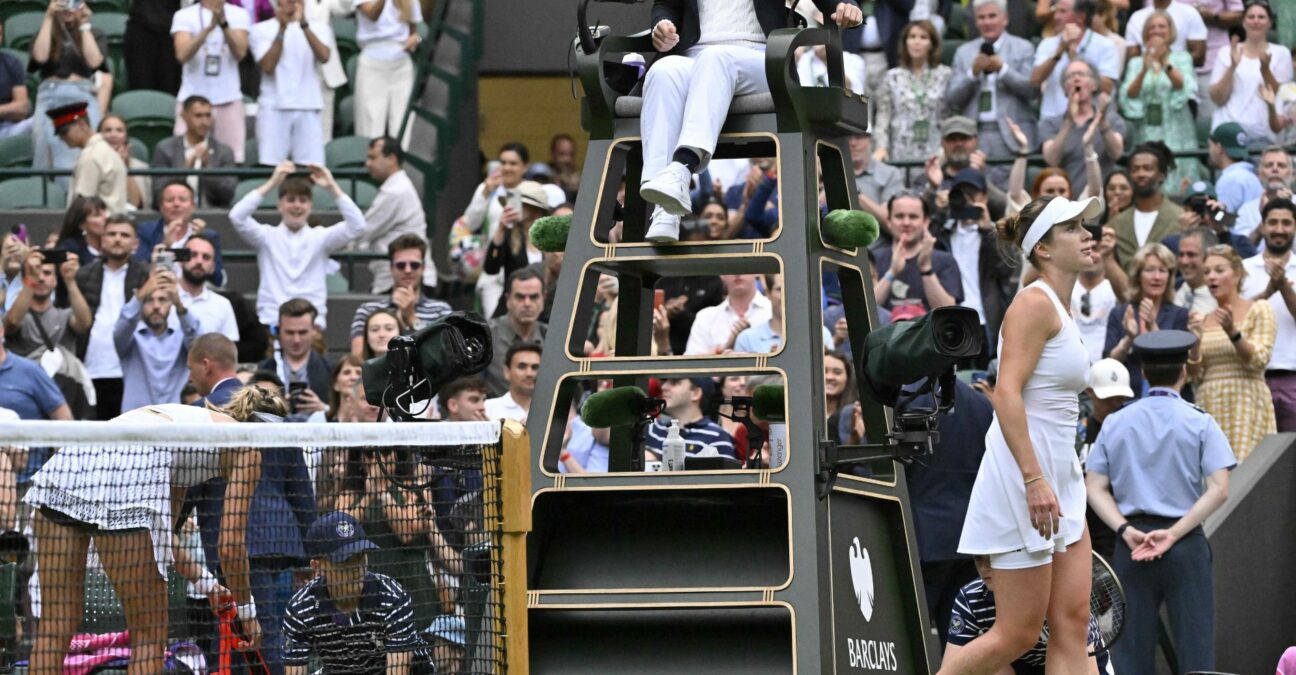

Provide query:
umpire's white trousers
left=641, top=44, right=769, bottom=180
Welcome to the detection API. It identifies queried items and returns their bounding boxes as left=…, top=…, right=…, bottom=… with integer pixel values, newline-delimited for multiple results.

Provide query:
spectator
left=284, top=512, right=431, bottom=673
left=1086, top=332, right=1234, bottom=675
left=152, top=97, right=239, bottom=207
left=438, top=377, right=488, bottom=422
left=171, top=1, right=251, bottom=162
left=0, top=22, right=32, bottom=140
left=485, top=268, right=546, bottom=397
left=1090, top=0, right=1129, bottom=73
left=1125, top=0, right=1207, bottom=66
left=1209, top=0, right=1293, bottom=146
left=360, top=307, right=403, bottom=360
left=1041, top=62, right=1125, bottom=196
left=1241, top=197, right=1296, bottom=431
left=643, top=377, right=737, bottom=461
left=1004, top=118, right=1102, bottom=217
left=946, top=0, right=1038, bottom=187
left=115, top=268, right=201, bottom=409
left=849, top=132, right=904, bottom=228
left=684, top=274, right=773, bottom=355
left=249, top=0, right=333, bottom=166
left=305, top=0, right=349, bottom=143
left=136, top=180, right=226, bottom=285
left=546, top=133, right=582, bottom=200
left=1236, top=146, right=1293, bottom=240
left=932, top=169, right=1016, bottom=354
left=3, top=248, right=90, bottom=357
left=1031, top=0, right=1121, bottom=119
left=1074, top=234, right=1121, bottom=363
left=54, top=195, right=107, bottom=266
left=355, top=137, right=434, bottom=293
left=823, top=349, right=858, bottom=425
left=28, top=0, right=108, bottom=173
left=1105, top=243, right=1190, bottom=396
left=560, top=395, right=610, bottom=474
left=484, top=343, right=540, bottom=423
left=1080, top=357, right=1134, bottom=556
left=97, top=114, right=151, bottom=210
left=656, top=275, right=726, bottom=356
left=1167, top=180, right=1258, bottom=259
left=230, top=162, right=368, bottom=329
left=125, top=0, right=181, bottom=93
left=305, top=353, right=362, bottom=426
left=483, top=181, right=550, bottom=310
left=462, top=143, right=529, bottom=316
left=1209, top=122, right=1265, bottom=213
left=75, top=213, right=149, bottom=419
left=46, top=102, right=127, bottom=214
left=697, top=197, right=734, bottom=241
left=1187, top=244, right=1276, bottom=460
left=1111, top=142, right=1184, bottom=271
left=873, top=20, right=949, bottom=164
left=0, top=233, right=24, bottom=313
left=353, top=0, right=422, bottom=139
left=0, top=330, right=73, bottom=531
left=1192, top=0, right=1246, bottom=121
left=734, top=274, right=820, bottom=354
left=1120, top=12, right=1209, bottom=189
left=257, top=298, right=331, bottom=416
left=730, top=160, right=780, bottom=239
left=349, top=234, right=452, bottom=356
left=178, top=234, right=239, bottom=342
left=1102, top=168, right=1134, bottom=224
left=797, top=43, right=866, bottom=94
left=1173, top=227, right=1222, bottom=315
left=873, top=192, right=962, bottom=313
left=186, top=333, right=242, bottom=406
left=918, top=118, right=1009, bottom=213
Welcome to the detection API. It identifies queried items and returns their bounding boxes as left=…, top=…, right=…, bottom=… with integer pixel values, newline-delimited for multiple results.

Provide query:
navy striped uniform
left=643, top=417, right=737, bottom=460
left=947, top=579, right=1108, bottom=674
left=283, top=571, right=430, bottom=673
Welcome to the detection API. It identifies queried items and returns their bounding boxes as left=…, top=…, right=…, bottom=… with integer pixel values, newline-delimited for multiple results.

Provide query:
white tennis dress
left=24, top=405, right=222, bottom=571
left=959, top=281, right=1090, bottom=557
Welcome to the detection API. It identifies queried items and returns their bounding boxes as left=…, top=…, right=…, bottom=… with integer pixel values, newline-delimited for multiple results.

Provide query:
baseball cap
left=688, top=377, right=717, bottom=398
left=946, top=167, right=987, bottom=193
left=1209, top=122, right=1250, bottom=161
left=890, top=303, right=928, bottom=322
left=1088, top=358, right=1134, bottom=400
left=1186, top=180, right=1217, bottom=200
left=427, top=615, right=467, bottom=646
left=306, top=512, right=379, bottom=562
left=942, top=116, right=977, bottom=139
left=516, top=181, right=553, bottom=213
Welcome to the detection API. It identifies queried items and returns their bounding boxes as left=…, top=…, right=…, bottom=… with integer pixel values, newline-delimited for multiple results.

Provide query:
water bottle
left=662, top=420, right=686, bottom=472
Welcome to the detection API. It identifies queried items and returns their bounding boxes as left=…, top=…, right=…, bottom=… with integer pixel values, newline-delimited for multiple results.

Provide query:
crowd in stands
left=1, top=0, right=1295, bottom=670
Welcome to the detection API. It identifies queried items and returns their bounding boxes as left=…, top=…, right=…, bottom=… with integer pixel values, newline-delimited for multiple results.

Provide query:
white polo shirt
left=1242, top=253, right=1296, bottom=371
left=249, top=18, right=332, bottom=110
left=484, top=392, right=527, bottom=423
left=172, top=3, right=251, bottom=105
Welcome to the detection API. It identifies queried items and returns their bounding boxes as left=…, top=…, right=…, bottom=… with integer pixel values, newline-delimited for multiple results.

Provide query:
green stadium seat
left=0, top=176, right=66, bottom=208
left=234, top=178, right=275, bottom=208
left=333, top=16, right=358, bottom=64
left=337, top=93, right=355, bottom=136
left=941, top=39, right=963, bottom=67
left=325, top=134, right=370, bottom=170
left=1197, top=114, right=1212, bottom=148
left=244, top=137, right=259, bottom=167
left=0, top=133, right=33, bottom=167
left=0, top=562, right=16, bottom=668
left=80, top=567, right=127, bottom=634
left=0, top=47, right=29, bottom=70
left=311, top=185, right=337, bottom=210
left=4, top=12, right=45, bottom=51
left=112, top=90, right=178, bottom=154
left=129, top=135, right=149, bottom=163
left=350, top=180, right=378, bottom=209
left=95, top=11, right=128, bottom=49
left=0, top=2, right=46, bottom=23
left=946, top=3, right=969, bottom=41
left=88, top=0, right=130, bottom=12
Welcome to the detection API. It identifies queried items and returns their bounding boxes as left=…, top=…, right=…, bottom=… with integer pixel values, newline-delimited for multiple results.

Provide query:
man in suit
left=636, top=0, right=863, bottom=243
left=134, top=181, right=226, bottom=287
left=151, top=95, right=238, bottom=208
left=187, top=333, right=242, bottom=407
left=1112, top=142, right=1185, bottom=274
left=945, top=0, right=1037, bottom=191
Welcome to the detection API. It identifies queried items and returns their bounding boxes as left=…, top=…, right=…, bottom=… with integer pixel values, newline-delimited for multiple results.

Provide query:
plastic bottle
left=662, top=419, right=686, bottom=472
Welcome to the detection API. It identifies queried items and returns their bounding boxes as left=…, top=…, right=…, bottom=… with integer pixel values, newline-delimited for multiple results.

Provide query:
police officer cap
left=1132, top=329, right=1198, bottom=365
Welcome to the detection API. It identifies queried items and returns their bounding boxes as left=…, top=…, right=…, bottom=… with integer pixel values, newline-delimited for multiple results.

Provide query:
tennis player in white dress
left=23, top=388, right=281, bottom=675
left=939, top=195, right=1102, bottom=674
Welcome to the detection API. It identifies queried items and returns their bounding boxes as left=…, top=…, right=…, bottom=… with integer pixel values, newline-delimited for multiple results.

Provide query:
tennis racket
left=1090, top=551, right=1126, bottom=654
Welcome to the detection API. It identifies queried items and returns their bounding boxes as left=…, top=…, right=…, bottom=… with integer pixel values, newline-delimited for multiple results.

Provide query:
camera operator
left=932, top=169, right=1015, bottom=358
left=1166, top=181, right=1258, bottom=259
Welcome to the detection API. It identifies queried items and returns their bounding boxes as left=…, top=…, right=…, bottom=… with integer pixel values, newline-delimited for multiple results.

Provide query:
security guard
left=46, top=101, right=127, bottom=214
left=1084, top=330, right=1235, bottom=674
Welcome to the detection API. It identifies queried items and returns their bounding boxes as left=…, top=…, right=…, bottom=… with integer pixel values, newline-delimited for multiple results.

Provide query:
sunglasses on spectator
left=394, top=261, right=423, bottom=271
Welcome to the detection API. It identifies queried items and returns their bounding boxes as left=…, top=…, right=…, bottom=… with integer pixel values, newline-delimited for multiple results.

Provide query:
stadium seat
left=0, top=133, right=33, bottom=167
left=234, top=178, right=276, bottom=208
left=337, top=93, right=355, bottom=136
left=95, top=11, right=128, bottom=50
left=350, top=180, right=379, bottom=209
left=325, top=135, right=370, bottom=170
left=1197, top=114, right=1212, bottom=148
left=333, top=17, right=358, bottom=65
left=3, top=12, right=44, bottom=51
left=0, top=176, right=66, bottom=208
left=244, top=137, right=259, bottom=167
left=129, top=136, right=149, bottom=163
left=345, top=53, right=359, bottom=96
left=311, top=185, right=338, bottom=210
left=0, top=47, right=28, bottom=70
left=0, top=1, right=46, bottom=23
left=88, top=0, right=130, bottom=12
left=80, top=567, right=127, bottom=634
left=112, top=90, right=178, bottom=154
left=942, top=39, right=963, bottom=66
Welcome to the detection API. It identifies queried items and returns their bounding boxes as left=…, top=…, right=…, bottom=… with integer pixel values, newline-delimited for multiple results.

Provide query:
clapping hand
left=1005, top=117, right=1029, bottom=154
left=1266, top=258, right=1289, bottom=295
left=1138, top=297, right=1158, bottom=332
left=1260, top=83, right=1277, bottom=108
left=1212, top=305, right=1235, bottom=336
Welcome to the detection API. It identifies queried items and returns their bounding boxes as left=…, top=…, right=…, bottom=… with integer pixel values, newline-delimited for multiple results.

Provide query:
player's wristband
left=192, top=570, right=219, bottom=595
left=236, top=602, right=257, bottom=621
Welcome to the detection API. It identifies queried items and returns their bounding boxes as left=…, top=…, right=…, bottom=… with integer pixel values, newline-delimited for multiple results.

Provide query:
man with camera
left=1236, top=146, right=1293, bottom=241
left=177, top=233, right=239, bottom=342
left=257, top=298, right=330, bottom=418
left=114, top=265, right=201, bottom=409
left=918, top=117, right=1010, bottom=208
left=135, top=180, right=226, bottom=285
left=2, top=248, right=90, bottom=359
left=1165, top=181, right=1257, bottom=259
left=75, top=213, right=150, bottom=419
left=1209, top=122, right=1263, bottom=214
left=931, top=168, right=1015, bottom=357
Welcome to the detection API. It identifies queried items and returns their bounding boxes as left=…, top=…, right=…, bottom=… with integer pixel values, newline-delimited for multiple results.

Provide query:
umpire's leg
left=1162, top=529, right=1216, bottom=672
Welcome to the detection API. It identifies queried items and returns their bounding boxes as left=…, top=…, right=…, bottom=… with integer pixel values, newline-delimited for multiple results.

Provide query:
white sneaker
left=645, top=207, right=681, bottom=243
left=640, top=162, right=693, bottom=217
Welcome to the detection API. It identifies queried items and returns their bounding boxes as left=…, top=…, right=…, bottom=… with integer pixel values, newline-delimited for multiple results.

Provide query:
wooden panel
left=479, top=76, right=585, bottom=173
